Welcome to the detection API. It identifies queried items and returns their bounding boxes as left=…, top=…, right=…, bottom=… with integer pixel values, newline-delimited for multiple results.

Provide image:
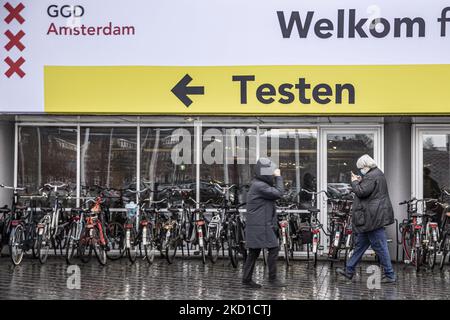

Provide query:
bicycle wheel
left=198, top=225, right=206, bottom=265
left=65, top=222, right=78, bottom=264
left=312, top=232, right=321, bottom=268
left=227, top=227, right=238, bottom=268
left=344, top=234, right=354, bottom=267
left=105, top=222, right=125, bottom=260
left=427, top=241, right=437, bottom=269
left=412, top=232, right=421, bottom=272
left=328, top=228, right=341, bottom=266
left=78, top=228, right=92, bottom=264
left=142, top=225, right=155, bottom=265
left=402, top=226, right=413, bottom=261
left=439, top=234, right=449, bottom=271
left=9, top=225, right=25, bottom=266
left=126, top=228, right=138, bottom=264
left=93, top=226, right=107, bottom=266
left=31, top=226, right=39, bottom=259
left=283, top=243, right=290, bottom=266
left=165, top=227, right=179, bottom=264
left=208, top=235, right=220, bottom=264
left=37, top=230, right=51, bottom=264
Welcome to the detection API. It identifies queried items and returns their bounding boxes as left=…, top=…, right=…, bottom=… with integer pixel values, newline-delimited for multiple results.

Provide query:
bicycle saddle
left=39, top=207, right=53, bottom=213
left=308, top=208, right=320, bottom=214
left=0, top=207, right=11, bottom=213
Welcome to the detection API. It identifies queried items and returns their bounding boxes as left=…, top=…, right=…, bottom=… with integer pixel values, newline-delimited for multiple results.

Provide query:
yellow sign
left=44, top=64, right=450, bottom=115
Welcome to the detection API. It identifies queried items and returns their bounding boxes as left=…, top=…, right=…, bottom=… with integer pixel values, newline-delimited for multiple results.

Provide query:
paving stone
left=0, top=256, right=449, bottom=300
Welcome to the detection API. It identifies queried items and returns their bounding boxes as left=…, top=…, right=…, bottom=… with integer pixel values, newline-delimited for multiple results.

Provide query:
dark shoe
left=336, top=267, right=354, bottom=280
left=381, top=276, right=396, bottom=284
left=268, top=279, right=286, bottom=288
left=242, top=280, right=262, bottom=289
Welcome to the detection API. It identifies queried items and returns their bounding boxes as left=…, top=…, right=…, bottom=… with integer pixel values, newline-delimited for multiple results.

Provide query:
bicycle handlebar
left=211, top=182, right=236, bottom=192
left=0, top=184, right=26, bottom=191
left=399, top=197, right=437, bottom=205
left=141, top=198, right=168, bottom=205
left=189, top=197, right=212, bottom=206
left=276, top=204, right=297, bottom=210
left=126, top=188, right=149, bottom=194
left=44, top=183, right=68, bottom=189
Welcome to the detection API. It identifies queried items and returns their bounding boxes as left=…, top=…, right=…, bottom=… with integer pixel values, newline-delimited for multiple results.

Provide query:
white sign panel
left=1, top=0, right=450, bottom=113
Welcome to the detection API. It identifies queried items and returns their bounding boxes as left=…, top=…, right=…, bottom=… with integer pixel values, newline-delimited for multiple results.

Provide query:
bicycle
left=140, top=197, right=170, bottom=264
left=399, top=198, right=437, bottom=271
left=65, top=197, right=95, bottom=264
left=82, top=185, right=126, bottom=262
left=0, top=185, right=27, bottom=256
left=35, top=183, right=70, bottom=264
left=436, top=189, right=450, bottom=270
left=209, top=183, right=248, bottom=268
left=78, top=206, right=108, bottom=265
left=161, top=187, right=194, bottom=264
left=187, top=197, right=212, bottom=264
left=276, top=204, right=295, bottom=266
left=327, top=196, right=353, bottom=267
left=9, top=193, right=49, bottom=265
left=1, top=185, right=47, bottom=265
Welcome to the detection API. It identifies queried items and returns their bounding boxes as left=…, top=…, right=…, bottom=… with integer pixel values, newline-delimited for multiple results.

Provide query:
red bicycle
left=78, top=197, right=108, bottom=265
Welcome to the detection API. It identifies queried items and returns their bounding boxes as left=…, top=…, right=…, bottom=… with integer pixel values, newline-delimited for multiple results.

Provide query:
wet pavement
left=0, top=256, right=449, bottom=300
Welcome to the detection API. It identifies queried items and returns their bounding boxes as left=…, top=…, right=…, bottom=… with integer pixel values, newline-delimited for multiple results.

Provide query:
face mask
left=359, top=167, right=370, bottom=176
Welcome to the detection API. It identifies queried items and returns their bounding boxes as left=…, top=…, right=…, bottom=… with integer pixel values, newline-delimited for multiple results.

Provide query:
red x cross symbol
left=4, top=30, right=25, bottom=51
left=4, top=56, right=25, bottom=78
left=4, top=2, right=25, bottom=24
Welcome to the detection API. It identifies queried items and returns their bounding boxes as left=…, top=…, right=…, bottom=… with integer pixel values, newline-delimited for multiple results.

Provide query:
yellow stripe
left=44, top=65, right=450, bottom=115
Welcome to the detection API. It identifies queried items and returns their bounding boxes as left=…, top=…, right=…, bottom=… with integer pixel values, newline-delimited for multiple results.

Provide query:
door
left=318, top=126, right=383, bottom=248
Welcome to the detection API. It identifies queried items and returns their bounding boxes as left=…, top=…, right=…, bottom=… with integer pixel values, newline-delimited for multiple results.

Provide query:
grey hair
left=356, top=154, right=377, bottom=169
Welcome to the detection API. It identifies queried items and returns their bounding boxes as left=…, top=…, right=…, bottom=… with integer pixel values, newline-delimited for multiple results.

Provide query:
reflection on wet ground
left=0, top=257, right=449, bottom=300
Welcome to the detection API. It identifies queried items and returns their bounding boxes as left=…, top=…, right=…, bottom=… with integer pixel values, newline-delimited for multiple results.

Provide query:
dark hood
left=254, top=158, right=277, bottom=185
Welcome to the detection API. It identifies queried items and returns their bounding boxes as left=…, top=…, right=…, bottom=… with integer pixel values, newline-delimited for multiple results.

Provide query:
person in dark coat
left=336, top=154, right=396, bottom=283
left=242, top=157, right=285, bottom=288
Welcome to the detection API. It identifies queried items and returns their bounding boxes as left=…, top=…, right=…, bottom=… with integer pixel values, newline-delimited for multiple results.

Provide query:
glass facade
left=260, top=128, right=317, bottom=208
left=422, top=133, right=450, bottom=199
left=201, top=127, right=257, bottom=204
left=18, top=127, right=77, bottom=194
left=141, top=127, right=196, bottom=201
left=327, top=133, right=374, bottom=199
left=15, top=123, right=381, bottom=211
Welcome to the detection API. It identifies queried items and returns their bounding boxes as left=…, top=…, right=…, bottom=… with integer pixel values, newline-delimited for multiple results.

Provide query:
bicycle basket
left=125, top=202, right=138, bottom=219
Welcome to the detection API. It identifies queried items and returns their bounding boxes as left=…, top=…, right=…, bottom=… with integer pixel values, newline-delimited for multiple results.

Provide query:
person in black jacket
left=336, top=154, right=396, bottom=284
left=242, top=158, right=285, bottom=288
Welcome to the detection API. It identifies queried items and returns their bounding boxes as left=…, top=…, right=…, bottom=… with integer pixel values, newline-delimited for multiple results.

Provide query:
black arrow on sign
left=171, top=74, right=205, bottom=107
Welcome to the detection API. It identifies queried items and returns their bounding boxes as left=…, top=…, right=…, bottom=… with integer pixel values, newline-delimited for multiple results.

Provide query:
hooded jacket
left=245, top=158, right=284, bottom=249
left=351, top=167, right=395, bottom=233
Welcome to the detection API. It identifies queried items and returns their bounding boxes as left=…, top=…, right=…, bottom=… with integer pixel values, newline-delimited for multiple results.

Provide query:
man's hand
left=273, top=169, right=281, bottom=177
left=351, top=171, right=361, bottom=182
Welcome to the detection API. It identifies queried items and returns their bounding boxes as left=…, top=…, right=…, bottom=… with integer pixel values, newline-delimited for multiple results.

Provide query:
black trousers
left=242, top=247, right=279, bottom=283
